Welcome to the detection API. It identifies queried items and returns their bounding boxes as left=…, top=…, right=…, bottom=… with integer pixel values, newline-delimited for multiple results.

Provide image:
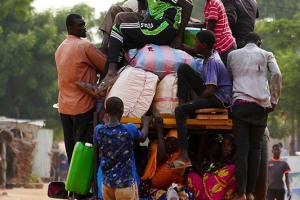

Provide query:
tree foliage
left=257, top=0, right=300, bottom=20
left=0, top=1, right=103, bottom=142
left=255, top=15, right=300, bottom=139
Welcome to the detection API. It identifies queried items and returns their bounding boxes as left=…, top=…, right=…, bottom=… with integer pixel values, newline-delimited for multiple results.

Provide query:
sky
left=31, top=0, right=122, bottom=42
left=32, top=0, right=121, bottom=16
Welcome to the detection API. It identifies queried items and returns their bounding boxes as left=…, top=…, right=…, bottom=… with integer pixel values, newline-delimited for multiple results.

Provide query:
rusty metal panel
left=32, top=129, right=53, bottom=178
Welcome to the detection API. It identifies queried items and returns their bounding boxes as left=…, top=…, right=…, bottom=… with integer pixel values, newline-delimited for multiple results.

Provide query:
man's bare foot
left=75, top=82, right=100, bottom=99
left=95, top=74, right=119, bottom=95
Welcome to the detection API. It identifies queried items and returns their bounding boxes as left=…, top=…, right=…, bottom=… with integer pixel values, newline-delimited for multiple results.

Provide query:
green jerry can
left=183, top=27, right=202, bottom=48
left=65, top=142, right=94, bottom=195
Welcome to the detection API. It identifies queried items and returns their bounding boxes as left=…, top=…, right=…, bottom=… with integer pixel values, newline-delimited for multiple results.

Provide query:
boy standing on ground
left=267, top=144, right=291, bottom=200
left=93, top=97, right=151, bottom=199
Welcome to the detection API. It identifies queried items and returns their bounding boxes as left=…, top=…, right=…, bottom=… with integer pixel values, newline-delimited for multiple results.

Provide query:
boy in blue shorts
left=93, top=96, right=152, bottom=199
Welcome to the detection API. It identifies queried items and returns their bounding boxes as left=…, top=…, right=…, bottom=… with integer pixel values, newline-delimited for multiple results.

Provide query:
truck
left=48, top=106, right=269, bottom=199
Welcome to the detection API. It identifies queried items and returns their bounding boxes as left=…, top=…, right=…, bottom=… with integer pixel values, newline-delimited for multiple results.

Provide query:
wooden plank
left=195, top=114, right=228, bottom=120
left=121, top=118, right=142, bottom=124
left=121, top=117, right=232, bottom=130
left=195, top=108, right=228, bottom=114
left=186, top=119, right=232, bottom=126
left=205, top=125, right=232, bottom=130
left=159, top=114, right=175, bottom=118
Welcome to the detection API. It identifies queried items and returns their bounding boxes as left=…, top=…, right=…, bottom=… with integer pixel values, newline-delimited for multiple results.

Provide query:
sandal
left=168, top=160, right=192, bottom=169
left=75, top=82, right=100, bottom=99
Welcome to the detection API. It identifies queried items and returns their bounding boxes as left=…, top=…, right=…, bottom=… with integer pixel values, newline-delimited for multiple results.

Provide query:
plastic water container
left=65, top=142, right=94, bottom=195
left=183, top=27, right=202, bottom=47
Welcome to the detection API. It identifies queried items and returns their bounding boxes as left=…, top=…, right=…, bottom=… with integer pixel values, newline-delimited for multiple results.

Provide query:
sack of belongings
left=125, top=44, right=201, bottom=79
left=151, top=73, right=178, bottom=117
left=106, top=66, right=159, bottom=118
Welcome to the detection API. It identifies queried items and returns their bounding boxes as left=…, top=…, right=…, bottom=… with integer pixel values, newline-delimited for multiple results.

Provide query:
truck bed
left=120, top=108, right=233, bottom=133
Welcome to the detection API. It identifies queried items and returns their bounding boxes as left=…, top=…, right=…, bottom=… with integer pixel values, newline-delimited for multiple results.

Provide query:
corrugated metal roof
left=0, top=116, right=45, bottom=127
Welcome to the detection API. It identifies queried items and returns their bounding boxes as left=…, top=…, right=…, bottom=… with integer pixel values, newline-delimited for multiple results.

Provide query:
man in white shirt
left=228, top=32, right=282, bottom=200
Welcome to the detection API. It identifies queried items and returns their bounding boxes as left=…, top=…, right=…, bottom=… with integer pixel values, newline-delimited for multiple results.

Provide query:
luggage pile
left=105, top=37, right=204, bottom=119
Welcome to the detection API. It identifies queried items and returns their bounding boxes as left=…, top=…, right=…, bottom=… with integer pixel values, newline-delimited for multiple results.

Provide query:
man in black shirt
left=222, top=0, right=259, bottom=48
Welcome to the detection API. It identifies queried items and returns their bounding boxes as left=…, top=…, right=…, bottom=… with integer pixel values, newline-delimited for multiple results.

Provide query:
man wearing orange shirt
left=55, top=13, right=106, bottom=164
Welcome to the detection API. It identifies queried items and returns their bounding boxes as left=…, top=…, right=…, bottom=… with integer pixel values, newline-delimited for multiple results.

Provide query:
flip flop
left=95, top=75, right=119, bottom=96
left=168, top=160, right=192, bottom=169
left=75, top=82, right=100, bottom=99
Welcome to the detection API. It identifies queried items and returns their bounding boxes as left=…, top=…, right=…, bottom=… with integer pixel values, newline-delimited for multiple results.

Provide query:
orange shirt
left=55, top=35, right=106, bottom=115
left=151, top=151, right=185, bottom=188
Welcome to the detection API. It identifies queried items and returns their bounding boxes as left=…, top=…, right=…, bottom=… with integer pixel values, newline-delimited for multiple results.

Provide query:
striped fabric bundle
left=125, top=44, right=200, bottom=79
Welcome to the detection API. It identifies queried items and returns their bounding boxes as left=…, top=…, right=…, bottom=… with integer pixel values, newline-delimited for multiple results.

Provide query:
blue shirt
left=93, top=123, right=141, bottom=188
left=204, top=52, right=232, bottom=106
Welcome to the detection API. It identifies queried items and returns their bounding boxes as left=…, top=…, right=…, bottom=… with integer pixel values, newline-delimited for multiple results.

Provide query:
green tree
left=257, top=0, right=300, bottom=19
left=255, top=15, right=300, bottom=153
left=0, top=1, right=104, bottom=142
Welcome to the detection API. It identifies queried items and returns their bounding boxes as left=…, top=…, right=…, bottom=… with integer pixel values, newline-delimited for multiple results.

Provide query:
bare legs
left=94, top=62, right=119, bottom=96
left=99, top=32, right=109, bottom=55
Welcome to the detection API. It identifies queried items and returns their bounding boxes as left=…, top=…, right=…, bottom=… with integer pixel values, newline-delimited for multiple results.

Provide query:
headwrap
left=166, top=129, right=178, bottom=139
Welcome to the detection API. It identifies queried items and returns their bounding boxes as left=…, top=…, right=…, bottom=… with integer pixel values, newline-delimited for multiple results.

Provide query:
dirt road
left=0, top=183, right=51, bottom=200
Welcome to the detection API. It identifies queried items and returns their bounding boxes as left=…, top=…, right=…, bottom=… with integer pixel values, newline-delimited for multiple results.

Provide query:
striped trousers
left=107, top=17, right=177, bottom=64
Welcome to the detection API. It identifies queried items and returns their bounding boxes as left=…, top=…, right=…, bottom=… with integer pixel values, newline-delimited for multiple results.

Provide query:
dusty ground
left=0, top=183, right=51, bottom=200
